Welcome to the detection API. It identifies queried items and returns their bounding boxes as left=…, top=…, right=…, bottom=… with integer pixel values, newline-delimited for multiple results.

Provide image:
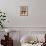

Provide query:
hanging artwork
left=20, top=6, right=28, bottom=16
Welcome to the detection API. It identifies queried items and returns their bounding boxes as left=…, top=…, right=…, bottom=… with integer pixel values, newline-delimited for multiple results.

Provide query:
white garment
left=0, top=44, right=3, bottom=46
left=21, top=43, right=42, bottom=46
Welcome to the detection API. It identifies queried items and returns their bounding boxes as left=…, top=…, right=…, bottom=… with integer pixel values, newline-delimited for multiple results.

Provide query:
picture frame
left=20, top=6, right=28, bottom=16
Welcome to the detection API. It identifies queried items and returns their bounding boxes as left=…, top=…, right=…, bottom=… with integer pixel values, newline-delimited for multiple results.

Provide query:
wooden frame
left=20, top=6, right=28, bottom=16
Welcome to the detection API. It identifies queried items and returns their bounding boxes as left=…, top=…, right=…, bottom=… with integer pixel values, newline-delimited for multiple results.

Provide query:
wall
left=0, top=0, right=46, bottom=27
left=32, top=0, right=46, bottom=27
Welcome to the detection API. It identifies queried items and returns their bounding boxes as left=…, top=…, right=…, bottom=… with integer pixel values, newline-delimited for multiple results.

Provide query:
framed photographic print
left=20, top=6, right=28, bottom=16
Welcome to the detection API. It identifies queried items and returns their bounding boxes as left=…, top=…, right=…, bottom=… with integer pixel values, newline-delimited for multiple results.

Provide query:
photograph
left=20, top=6, right=28, bottom=16
left=0, top=0, right=46, bottom=46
